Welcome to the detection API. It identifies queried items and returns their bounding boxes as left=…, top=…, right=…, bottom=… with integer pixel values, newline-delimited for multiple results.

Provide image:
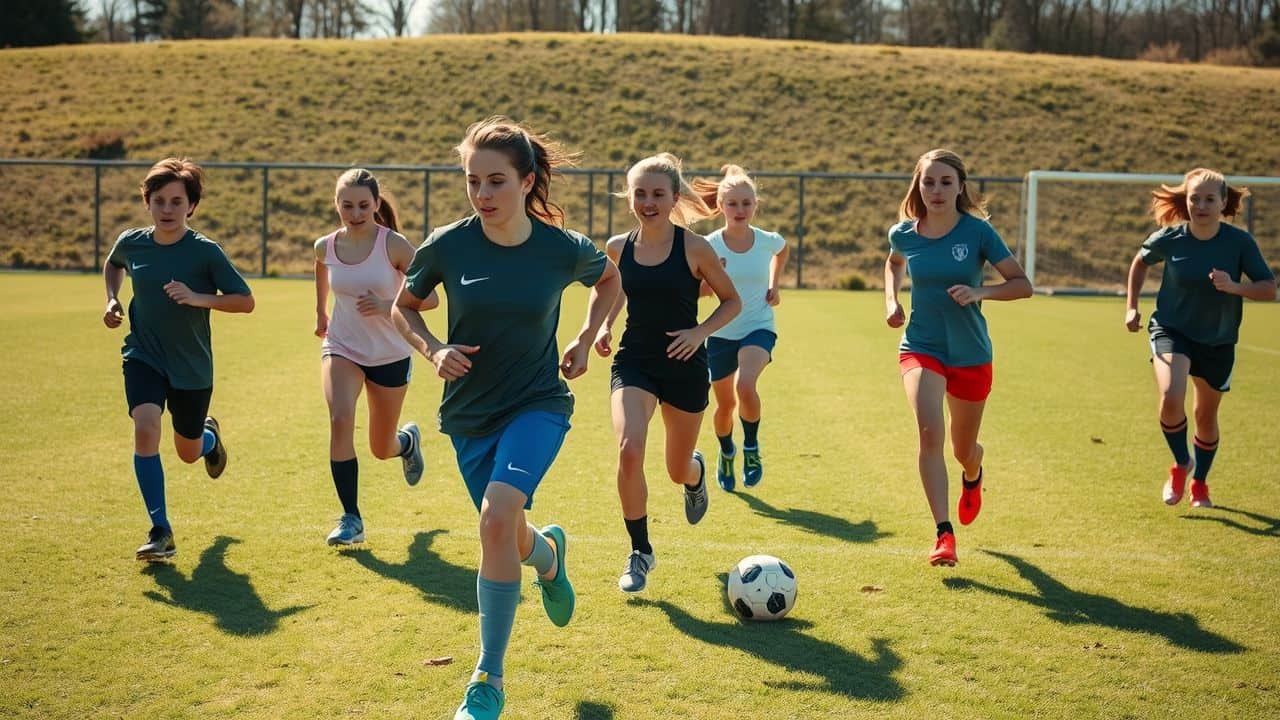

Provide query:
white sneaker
left=327, top=513, right=365, bottom=545
left=618, top=550, right=656, bottom=593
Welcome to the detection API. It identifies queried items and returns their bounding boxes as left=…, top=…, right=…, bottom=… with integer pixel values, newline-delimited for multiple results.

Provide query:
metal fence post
left=93, top=165, right=101, bottom=271
left=605, top=171, right=614, bottom=241
left=795, top=175, right=805, bottom=288
left=423, top=170, right=431, bottom=238
left=261, top=167, right=269, bottom=277
left=587, top=171, right=594, bottom=240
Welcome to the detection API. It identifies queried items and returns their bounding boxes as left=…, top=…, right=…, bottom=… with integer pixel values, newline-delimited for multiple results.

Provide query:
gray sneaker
left=327, top=513, right=365, bottom=546
left=684, top=450, right=709, bottom=525
left=399, top=422, right=424, bottom=487
left=618, top=550, right=656, bottom=593
left=136, top=526, right=176, bottom=562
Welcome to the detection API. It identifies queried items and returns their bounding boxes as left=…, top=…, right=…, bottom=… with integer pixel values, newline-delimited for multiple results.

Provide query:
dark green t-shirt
left=107, top=227, right=252, bottom=389
left=404, top=215, right=607, bottom=437
left=1141, top=223, right=1274, bottom=346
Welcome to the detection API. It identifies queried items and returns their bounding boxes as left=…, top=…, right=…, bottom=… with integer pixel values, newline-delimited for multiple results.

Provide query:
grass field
left=2, top=272, right=1278, bottom=719
left=2, top=33, right=1279, bottom=286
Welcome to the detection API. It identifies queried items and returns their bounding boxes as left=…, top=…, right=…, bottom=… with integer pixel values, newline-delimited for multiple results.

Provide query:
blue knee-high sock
left=1160, top=417, right=1191, bottom=466
left=741, top=417, right=760, bottom=449
left=134, top=454, right=169, bottom=529
left=201, top=428, right=215, bottom=457
left=475, top=576, right=521, bottom=680
left=1193, top=436, right=1219, bottom=482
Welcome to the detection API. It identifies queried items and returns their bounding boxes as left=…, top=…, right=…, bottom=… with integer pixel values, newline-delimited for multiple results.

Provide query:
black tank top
left=614, top=227, right=707, bottom=377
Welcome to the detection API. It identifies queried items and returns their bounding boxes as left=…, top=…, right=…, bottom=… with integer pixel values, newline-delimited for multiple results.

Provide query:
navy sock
left=936, top=521, right=954, bottom=537
left=330, top=458, right=359, bottom=518
left=741, top=418, right=760, bottom=449
left=625, top=516, right=653, bottom=555
left=475, top=576, right=521, bottom=680
left=397, top=430, right=411, bottom=457
left=1160, top=417, right=1192, bottom=467
left=717, top=433, right=735, bottom=456
left=1193, top=436, right=1219, bottom=482
left=134, top=454, right=169, bottom=530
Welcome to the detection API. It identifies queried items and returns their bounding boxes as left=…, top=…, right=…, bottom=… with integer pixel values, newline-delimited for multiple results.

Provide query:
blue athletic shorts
left=449, top=410, right=571, bottom=512
left=706, top=329, right=777, bottom=382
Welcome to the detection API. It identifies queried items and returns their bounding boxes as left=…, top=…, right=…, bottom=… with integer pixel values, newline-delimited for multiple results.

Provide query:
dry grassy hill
left=2, top=33, right=1277, bottom=287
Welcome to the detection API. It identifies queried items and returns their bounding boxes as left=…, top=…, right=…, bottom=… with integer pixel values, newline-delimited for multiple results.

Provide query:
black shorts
left=1149, top=322, right=1235, bottom=392
left=610, top=363, right=709, bottom=414
left=123, top=359, right=212, bottom=439
left=324, top=353, right=412, bottom=388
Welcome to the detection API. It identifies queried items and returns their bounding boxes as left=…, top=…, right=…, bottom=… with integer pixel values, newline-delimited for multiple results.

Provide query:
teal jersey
left=107, top=228, right=252, bottom=389
left=1140, top=222, right=1274, bottom=346
left=404, top=215, right=607, bottom=437
left=889, top=214, right=1014, bottom=367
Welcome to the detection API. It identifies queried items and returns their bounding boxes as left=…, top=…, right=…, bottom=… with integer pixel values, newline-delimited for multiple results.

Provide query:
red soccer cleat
left=958, top=468, right=983, bottom=526
left=1189, top=480, right=1213, bottom=508
left=929, top=532, right=957, bottom=566
left=1163, top=462, right=1193, bottom=505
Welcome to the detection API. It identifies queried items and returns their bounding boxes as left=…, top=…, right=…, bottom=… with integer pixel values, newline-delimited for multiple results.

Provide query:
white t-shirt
left=706, top=226, right=786, bottom=340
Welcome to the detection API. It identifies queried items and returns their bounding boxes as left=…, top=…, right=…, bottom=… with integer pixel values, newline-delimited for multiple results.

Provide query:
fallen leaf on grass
left=860, top=585, right=884, bottom=593
left=1091, top=437, right=1104, bottom=444
left=424, top=656, right=453, bottom=666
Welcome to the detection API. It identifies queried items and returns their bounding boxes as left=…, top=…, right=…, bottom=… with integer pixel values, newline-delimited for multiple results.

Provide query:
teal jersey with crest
left=888, top=214, right=1014, bottom=367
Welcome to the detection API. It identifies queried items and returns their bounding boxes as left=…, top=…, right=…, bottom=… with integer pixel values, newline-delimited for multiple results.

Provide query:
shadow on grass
left=1182, top=505, right=1280, bottom=537
left=341, top=529, right=477, bottom=614
left=574, top=700, right=615, bottom=719
left=143, top=536, right=311, bottom=636
left=635, top=578, right=903, bottom=701
left=943, top=550, right=1245, bottom=653
left=729, top=492, right=892, bottom=544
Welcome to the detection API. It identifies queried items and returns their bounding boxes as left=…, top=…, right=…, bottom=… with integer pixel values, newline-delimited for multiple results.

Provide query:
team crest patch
left=951, top=244, right=969, bottom=262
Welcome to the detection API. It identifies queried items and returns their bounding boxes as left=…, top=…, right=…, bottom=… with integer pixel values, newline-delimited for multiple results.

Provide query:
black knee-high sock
left=936, top=521, right=954, bottom=537
left=717, top=433, right=734, bottom=455
left=741, top=417, right=760, bottom=448
left=1193, top=436, right=1219, bottom=482
left=624, top=516, right=652, bottom=555
left=1160, top=417, right=1192, bottom=466
left=331, top=458, right=359, bottom=517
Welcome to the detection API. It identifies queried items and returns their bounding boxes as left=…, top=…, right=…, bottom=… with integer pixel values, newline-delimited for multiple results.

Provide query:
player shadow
left=341, top=529, right=477, bottom=614
left=142, top=536, right=311, bottom=636
left=729, top=492, right=892, bottom=544
left=635, top=579, right=903, bottom=701
left=574, top=700, right=615, bottom=720
left=1181, top=505, right=1280, bottom=537
left=942, top=550, right=1245, bottom=654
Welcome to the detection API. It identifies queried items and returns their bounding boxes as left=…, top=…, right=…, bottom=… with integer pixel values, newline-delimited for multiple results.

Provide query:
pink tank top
left=320, top=225, right=413, bottom=367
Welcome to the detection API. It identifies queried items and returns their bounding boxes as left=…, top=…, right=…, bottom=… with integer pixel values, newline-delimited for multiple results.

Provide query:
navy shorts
left=610, top=362, right=709, bottom=414
left=449, top=411, right=571, bottom=512
left=1149, top=321, right=1234, bottom=392
left=706, top=329, right=777, bottom=382
left=324, top=353, right=412, bottom=388
left=122, top=359, right=211, bottom=439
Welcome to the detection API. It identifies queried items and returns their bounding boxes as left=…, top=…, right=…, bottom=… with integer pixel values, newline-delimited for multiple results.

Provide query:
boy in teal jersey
left=884, top=149, right=1032, bottom=567
left=1125, top=168, right=1276, bottom=509
left=394, top=118, right=620, bottom=720
left=102, top=158, right=254, bottom=562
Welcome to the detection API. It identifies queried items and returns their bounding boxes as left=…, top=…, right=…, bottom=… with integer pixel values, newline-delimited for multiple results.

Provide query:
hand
left=665, top=327, right=705, bottom=361
left=429, top=344, right=479, bottom=381
left=886, top=301, right=905, bottom=328
left=1124, top=308, right=1141, bottom=333
left=947, top=284, right=983, bottom=306
left=163, top=280, right=200, bottom=306
left=560, top=338, right=590, bottom=380
left=103, top=298, right=124, bottom=328
left=315, top=313, right=328, bottom=338
left=766, top=287, right=781, bottom=306
left=1209, top=268, right=1238, bottom=294
left=356, top=290, right=390, bottom=317
left=593, top=326, right=613, bottom=357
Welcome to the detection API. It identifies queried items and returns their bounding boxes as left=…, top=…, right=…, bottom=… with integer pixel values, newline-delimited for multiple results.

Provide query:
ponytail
left=456, top=115, right=580, bottom=227
left=620, top=152, right=717, bottom=226
left=335, top=168, right=399, bottom=232
left=1150, top=167, right=1250, bottom=226
left=691, top=163, right=758, bottom=217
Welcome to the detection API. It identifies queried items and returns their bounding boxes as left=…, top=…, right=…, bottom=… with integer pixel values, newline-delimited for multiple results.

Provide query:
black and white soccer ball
left=726, top=554, right=797, bottom=621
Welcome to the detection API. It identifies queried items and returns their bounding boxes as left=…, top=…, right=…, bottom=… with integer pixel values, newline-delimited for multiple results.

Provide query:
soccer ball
left=726, top=554, right=797, bottom=621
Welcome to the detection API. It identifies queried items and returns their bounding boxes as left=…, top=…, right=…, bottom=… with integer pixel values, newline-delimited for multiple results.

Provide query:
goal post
left=1020, top=170, right=1278, bottom=289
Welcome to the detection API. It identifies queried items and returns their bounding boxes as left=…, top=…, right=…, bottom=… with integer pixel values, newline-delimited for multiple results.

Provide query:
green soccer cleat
left=716, top=448, right=736, bottom=492
left=454, top=679, right=505, bottom=720
left=532, top=524, right=575, bottom=627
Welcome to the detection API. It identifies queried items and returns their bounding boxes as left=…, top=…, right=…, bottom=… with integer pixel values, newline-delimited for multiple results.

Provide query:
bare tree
left=374, top=0, right=416, bottom=34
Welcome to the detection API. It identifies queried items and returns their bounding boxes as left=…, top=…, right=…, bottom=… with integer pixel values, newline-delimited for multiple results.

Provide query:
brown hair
left=140, top=157, right=205, bottom=217
left=897, top=149, right=988, bottom=221
left=1150, top=167, right=1249, bottom=226
left=691, top=164, right=758, bottom=216
left=336, top=168, right=400, bottom=232
left=455, top=116, right=579, bottom=226
left=620, top=152, right=716, bottom=226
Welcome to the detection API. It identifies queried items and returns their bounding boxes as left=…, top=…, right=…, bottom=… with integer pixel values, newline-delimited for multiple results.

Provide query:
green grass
left=0, top=34, right=1278, bottom=286
left=2, top=273, right=1279, bottom=718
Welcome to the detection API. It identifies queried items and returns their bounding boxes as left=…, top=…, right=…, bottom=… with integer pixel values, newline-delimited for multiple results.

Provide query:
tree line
left=8, top=0, right=1279, bottom=65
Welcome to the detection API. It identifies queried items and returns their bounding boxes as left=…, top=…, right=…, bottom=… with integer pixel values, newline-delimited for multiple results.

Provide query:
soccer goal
left=1018, top=170, right=1280, bottom=292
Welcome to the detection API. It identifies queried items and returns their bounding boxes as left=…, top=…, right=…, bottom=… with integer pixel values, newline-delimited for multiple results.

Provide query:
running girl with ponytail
left=313, top=168, right=436, bottom=546
left=394, top=117, right=620, bottom=720
left=692, top=165, right=789, bottom=492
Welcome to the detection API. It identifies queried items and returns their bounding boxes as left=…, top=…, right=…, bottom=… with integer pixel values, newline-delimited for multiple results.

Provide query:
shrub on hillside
left=1138, top=42, right=1185, bottom=63
left=77, top=131, right=127, bottom=160
left=1202, top=46, right=1255, bottom=66
left=1252, top=28, right=1280, bottom=66
left=837, top=273, right=868, bottom=291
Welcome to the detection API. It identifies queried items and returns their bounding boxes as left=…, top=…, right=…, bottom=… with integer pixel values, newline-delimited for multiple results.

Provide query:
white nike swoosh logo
left=506, top=462, right=531, bottom=475
left=148, top=507, right=161, bottom=515
left=1171, top=256, right=1188, bottom=262
left=132, top=263, right=149, bottom=270
left=460, top=275, right=490, bottom=286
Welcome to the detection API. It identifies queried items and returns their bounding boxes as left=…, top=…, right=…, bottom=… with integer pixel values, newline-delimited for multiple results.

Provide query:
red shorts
left=898, top=352, right=993, bottom=402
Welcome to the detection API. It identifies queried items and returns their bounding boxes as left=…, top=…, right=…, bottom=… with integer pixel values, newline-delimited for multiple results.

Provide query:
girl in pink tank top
left=313, top=168, right=440, bottom=547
